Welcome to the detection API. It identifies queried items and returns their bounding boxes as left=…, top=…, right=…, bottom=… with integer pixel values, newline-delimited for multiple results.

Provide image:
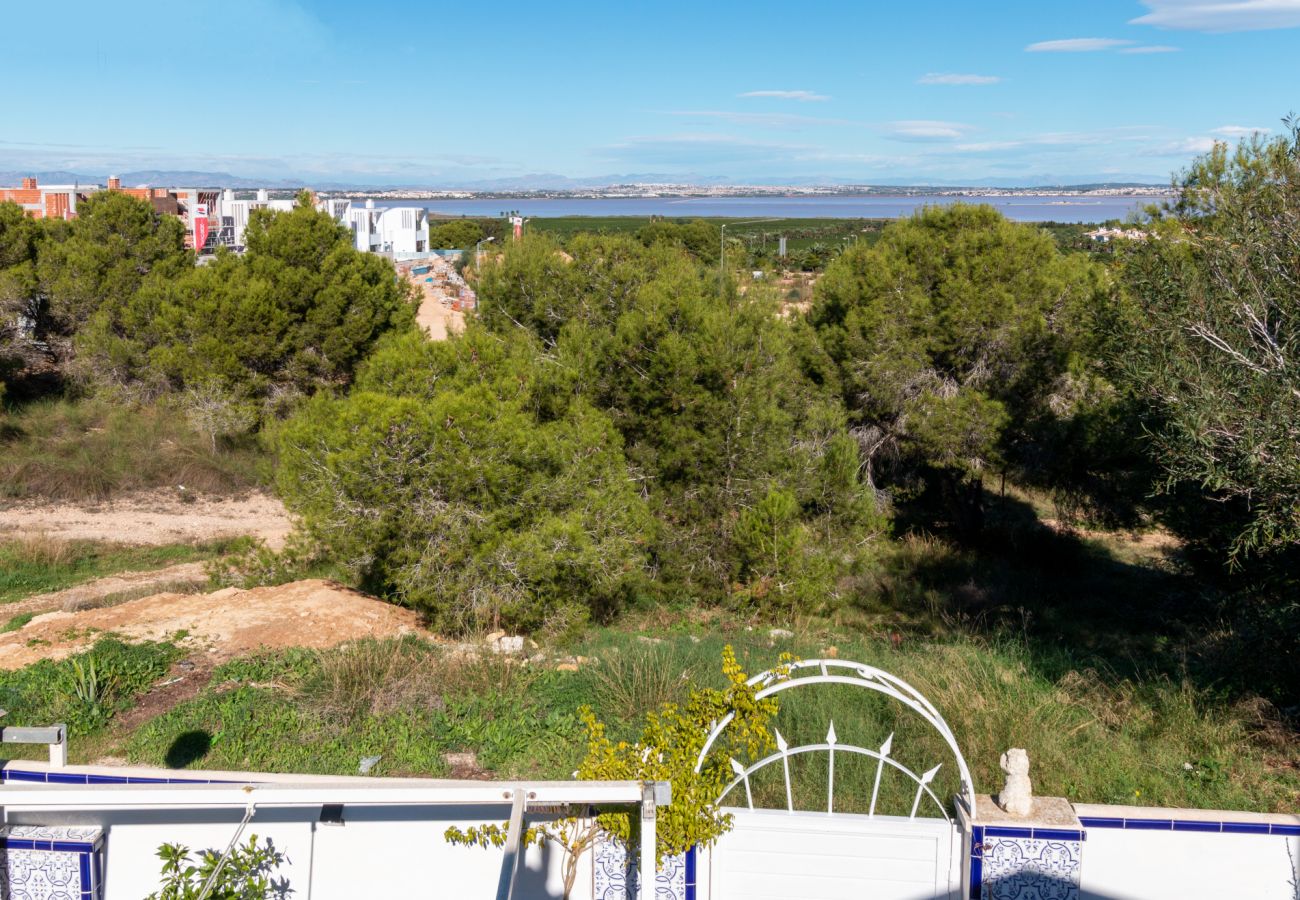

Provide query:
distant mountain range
left=0, top=169, right=1169, bottom=192
left=0, top=170, right=311, bottom=190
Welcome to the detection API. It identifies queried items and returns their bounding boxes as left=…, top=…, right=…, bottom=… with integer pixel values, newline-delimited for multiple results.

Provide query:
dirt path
left=0, top=578, right=427, bottom=669
left=0, top=490, right=292, bottom=549
left=416, top=291, right=465, bottom=340
left=403, top=265, right=465, bottom=341
left=1, top=562, right=211, bottom=620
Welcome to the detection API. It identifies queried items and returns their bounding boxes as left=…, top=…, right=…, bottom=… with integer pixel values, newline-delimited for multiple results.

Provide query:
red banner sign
left=194, top=203, right=210, bottom=251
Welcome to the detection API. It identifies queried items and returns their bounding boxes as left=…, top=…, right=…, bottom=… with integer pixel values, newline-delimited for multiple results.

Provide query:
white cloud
left=1131, top=0, right=1300, bottom=32
left=738, top=90, right=829, bottom=102
left=1025, top=38, right=1135, bottom=51
left=1147, top=137, right=1220, bottom=155
left=670, top=110, right=854, bottom=127
left=1211, top=124, right=1271, bottom=136
left=917, top=73, right=1002, bottom=85
left=1142, top=126, right=1272, bottom=156
left=1120, top=44, right=1182, bottom=52
left=883, top=120, right=974, bottom=141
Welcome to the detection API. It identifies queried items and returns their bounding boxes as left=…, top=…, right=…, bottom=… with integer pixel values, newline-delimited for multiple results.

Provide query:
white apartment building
left=339, top=198, right=429, bottom=255
left=214, top=191, right=428, bottom=257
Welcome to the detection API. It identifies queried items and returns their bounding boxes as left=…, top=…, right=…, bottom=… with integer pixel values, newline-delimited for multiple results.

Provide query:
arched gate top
left=694, top=658, right=977, bottom=816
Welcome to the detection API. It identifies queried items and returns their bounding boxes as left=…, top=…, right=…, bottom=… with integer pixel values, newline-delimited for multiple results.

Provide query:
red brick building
left=1, top=176, right=220, bottom=251
left=0, top=176, right=89, bottom=219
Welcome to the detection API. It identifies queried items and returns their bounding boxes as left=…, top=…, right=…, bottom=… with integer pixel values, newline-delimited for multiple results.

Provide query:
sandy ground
left=0, top=578, right=425, bottom=669
left=0, top=490, right=293, bottom=549
left=406, top=268, right=464, bottom=341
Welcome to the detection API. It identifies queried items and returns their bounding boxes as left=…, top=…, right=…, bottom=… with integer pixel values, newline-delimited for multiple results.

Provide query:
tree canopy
left=1115, top=122, right=1300, bottom=565
left=0, top=201, right=44, bottom=400
left=75, top=197, right=416, bottom=421
left=276, top=232, right=889, bottom=629
left=635, top=218, right=721, bottom=264
left=37, top=191, right=190, bottom=334
left=276, top=327, right=651, bottom=633
left=811, top=205, right=1109, bottom=520
left=427, top=219, right=485, bottom=249
left=476, top=233, right=887, bottom=606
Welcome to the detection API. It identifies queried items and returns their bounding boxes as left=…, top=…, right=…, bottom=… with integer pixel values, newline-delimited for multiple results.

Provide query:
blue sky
left=2, top=0, right=1299, bottom=186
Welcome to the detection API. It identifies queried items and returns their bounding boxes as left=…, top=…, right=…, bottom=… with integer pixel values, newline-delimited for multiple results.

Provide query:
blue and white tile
left=593, top=831, right=689, bottom=900
left=980, top=835, right=1082, bottom=900
left=0, top=825, right=103, bottom=900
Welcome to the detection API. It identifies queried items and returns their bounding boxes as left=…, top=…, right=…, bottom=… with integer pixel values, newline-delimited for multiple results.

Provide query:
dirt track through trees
left=0, top=490, right=292, bottom=548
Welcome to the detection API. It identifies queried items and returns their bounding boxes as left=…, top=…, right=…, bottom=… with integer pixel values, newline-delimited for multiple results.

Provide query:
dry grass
left=6, top=532, right=77, bottom=569
left=0, top=537, right=229, bottom=606
left=299, top=638, right=521, bottom=722
left=0, top=398, right=266, bottom=501
left=585, top=643, right=700, bottom=723
left=61, top=579, right=209, bottom=613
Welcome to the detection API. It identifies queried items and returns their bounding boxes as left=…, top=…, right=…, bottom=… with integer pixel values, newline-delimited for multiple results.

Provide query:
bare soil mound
left=0, top=490, right=292, bottom=548
left=0, top=578, right=425, bottom=669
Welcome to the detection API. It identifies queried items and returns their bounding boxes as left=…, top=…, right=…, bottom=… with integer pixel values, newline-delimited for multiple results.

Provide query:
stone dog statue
left=997, top=748, right=1034, bottom=817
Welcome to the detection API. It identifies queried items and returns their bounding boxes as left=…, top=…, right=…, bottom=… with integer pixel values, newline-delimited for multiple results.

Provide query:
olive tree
left=1116, top=118, right=1300, bottom=563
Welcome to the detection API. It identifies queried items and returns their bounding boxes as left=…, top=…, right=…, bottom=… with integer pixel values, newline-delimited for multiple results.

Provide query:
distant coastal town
left=307, top=183, right=1177, bottom=202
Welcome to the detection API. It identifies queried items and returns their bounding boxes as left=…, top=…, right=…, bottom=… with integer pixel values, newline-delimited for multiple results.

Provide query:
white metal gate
left=693, top=659, right=971, bottom=900
left=707, top=808, right=960, bottom=900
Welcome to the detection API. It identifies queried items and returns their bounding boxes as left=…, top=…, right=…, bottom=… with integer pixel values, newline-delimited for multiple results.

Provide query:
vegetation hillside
left=1, top=125, right=1298, bottom=811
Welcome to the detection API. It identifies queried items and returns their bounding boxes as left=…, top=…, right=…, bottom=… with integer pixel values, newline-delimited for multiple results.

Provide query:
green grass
left=0, top=397, right=269, bottom=501
left=1, top=612, right=34, bottom=632
left=0, top=536, right=248, bottom=605
left=123, top=639, right=581, bottom=778
left=100, top=630, right=1298, bottom=814
left=78, top=483, right=1297, bottom=813
left=0, top=638, right=179, bottom=742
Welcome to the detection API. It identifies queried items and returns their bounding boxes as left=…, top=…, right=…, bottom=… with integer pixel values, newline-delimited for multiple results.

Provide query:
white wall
left=377, top=207, right=428, bottom=254
left=0, top=775, right=598, bottom=899
left=346, top=207, right=379, bottom=252
left=218, top=198, right=252, bottom=248
left=5, top=763, right=1298, bottom=900
left=1075, top=803, right=1300, bottom=900
left=39, top=806, right=585, bottom=899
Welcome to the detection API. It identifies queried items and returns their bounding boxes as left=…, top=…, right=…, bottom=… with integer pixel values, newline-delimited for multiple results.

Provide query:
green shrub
left=811, top=204, right=1110, bottom=516
left=472, top=233, right=891, bottom=609
left=1114, top=121, right=1300, bottom=563
left=37, top=191, right=189, bottom=334
left=276, top=328, right=652, bottom=633
left=447, top=646, right=782, bottom=900
left=427, top=220, right=484, bottom=249
left=75, top=195, right=417, bottom=425
left=147, top=835, right=287, bottom=900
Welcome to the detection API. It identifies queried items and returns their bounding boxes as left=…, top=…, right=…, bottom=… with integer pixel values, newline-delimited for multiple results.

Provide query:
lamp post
left=720, top=223, right=729, bottom=292
left=475, top=236, right=495, bottom=270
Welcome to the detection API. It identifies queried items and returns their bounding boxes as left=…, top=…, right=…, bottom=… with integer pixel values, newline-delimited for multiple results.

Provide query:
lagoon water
left=370, top=194, right=1166, bottom=224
